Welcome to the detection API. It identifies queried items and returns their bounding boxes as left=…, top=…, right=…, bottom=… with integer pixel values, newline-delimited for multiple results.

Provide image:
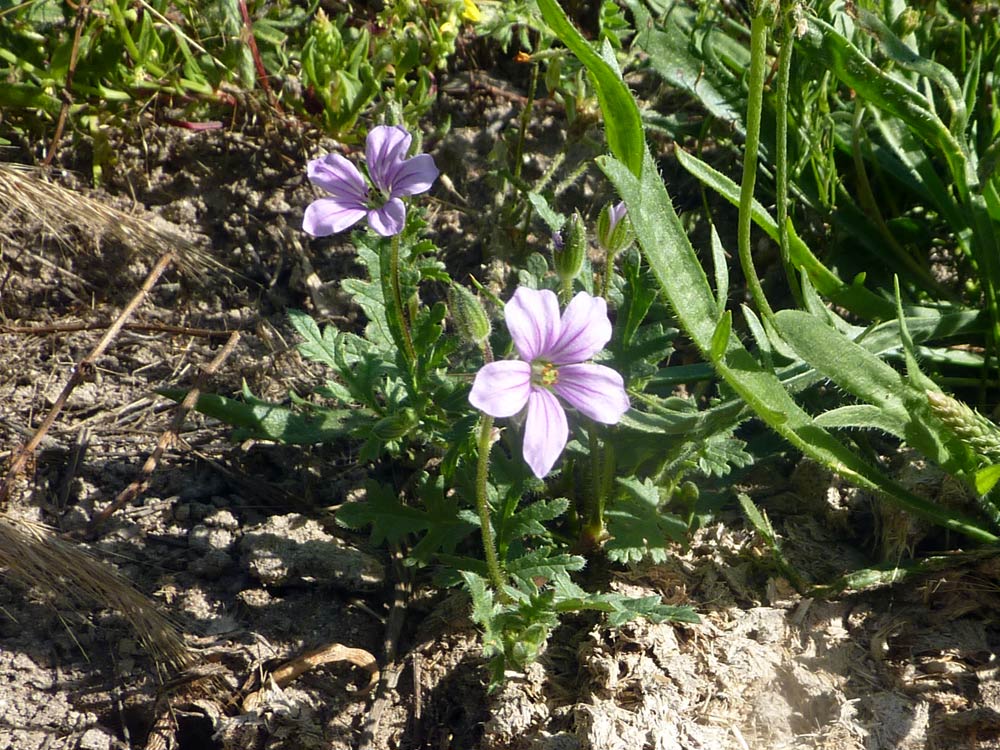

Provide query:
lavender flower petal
left=552, top=363, right=629, bottom=424
left=609, top=201, right=627, bottom=229
left=546, top=292, right=613, bottom=365
left=366, top=125, right=412, bottom=193
left=307, top=154, right=369, bottom=201
left=505, top=287, right=560, bottom=362
left=303, top=198, right=368, bottom=236
left=390, top=153, right=440, bottom=197
left=367, top=198, right=407, bottom=237
left=469, top=360, right=532, bottom=417
left=523, top=387, right=568, bottom=478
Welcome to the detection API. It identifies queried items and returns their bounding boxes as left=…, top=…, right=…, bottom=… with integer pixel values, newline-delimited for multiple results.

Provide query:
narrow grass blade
left=675, top=147, right=894, bottom=319
left=601, top=149, right=998, bottom=543
left=537, top=0, right=643, bottom=176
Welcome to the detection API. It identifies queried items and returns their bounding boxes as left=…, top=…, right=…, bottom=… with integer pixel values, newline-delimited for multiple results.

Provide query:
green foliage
left=604, top=477, right=687, bottom=564
left=463, top=564, right=697, bottom=689
left=166, top=0, right=1000, bottom=687
left=0, top=0, right=475, bottom=154
left=300, top=10, right=378, bottom=136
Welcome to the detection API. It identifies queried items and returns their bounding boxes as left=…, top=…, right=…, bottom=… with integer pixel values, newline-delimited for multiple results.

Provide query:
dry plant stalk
left=0, top=515, right=192, bottom=674
left=241, top=643, right=379, bottom=712
left=89, top=330, right=242, bottom=533
left=0, top=251, right=175, bottom=504
left=0, top=163, right=214, bottom=274
left=0, top=164, right=221, bottom=680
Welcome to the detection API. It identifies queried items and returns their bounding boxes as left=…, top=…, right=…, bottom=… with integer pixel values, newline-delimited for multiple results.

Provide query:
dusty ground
left=2, top=77, right=1000, bottom=750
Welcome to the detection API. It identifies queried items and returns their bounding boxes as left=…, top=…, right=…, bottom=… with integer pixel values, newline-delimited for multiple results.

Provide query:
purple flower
left=608, top=201, right=627, bottom=229
left=303, top=125, right=439, bottom=238
left=469, top=287, right=630, bottom=478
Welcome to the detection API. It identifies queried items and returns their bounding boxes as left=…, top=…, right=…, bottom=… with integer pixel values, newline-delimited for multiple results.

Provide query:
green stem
left=389, top=233, right=417, bottom=365
left=580, top=426, right=611, bottom=547
left=599, top=253, right=612, bottom=300
left=738, top=9, right=776, bottom=324
left=475, top=415, right=507, bottom=594
left=513, top=63, right=538, bottom=183
left=559, top=275, right=573, bottom=306
left=774, top=15, right=803, bottom=308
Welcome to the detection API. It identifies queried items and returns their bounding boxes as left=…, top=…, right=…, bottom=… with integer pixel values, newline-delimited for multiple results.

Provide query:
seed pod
left=926, top=390, right=1000, bottom=461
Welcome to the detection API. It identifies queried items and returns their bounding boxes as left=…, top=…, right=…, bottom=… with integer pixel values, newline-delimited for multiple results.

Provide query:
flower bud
left=926, top=390, right=1000, bottom=461
left=448, top=283, right=492, bottom=345
left=596, top=201, right=632, bottom=258
left=893, top=8, right=920, bottom=38
left=372, top=408, right=418, bottom=440
left=554, top=212, right=586, bottom=282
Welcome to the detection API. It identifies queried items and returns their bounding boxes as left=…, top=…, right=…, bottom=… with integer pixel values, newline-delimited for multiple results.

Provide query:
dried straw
left=0, top=162, right=216, bottom=274
left=0, top=514, right=192, bottom=674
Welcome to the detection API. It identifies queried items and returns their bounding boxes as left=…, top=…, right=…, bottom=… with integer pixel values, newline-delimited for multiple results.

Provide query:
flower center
left=532, top=360, right=559, bottom=388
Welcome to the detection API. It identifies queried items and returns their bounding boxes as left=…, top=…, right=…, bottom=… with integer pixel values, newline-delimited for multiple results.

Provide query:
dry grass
left=0, top=162, right=215, bottom=274
left=0, top=514, right=192, bottom=674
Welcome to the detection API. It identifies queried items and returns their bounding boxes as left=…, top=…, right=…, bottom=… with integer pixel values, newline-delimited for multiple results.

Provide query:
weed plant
left=10, top=0, right=1000, bottom=687
left=0, top=0, right=476, bottom=165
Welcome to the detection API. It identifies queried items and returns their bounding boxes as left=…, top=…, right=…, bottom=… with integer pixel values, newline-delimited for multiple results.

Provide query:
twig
left=241, top=642, right=379, bottom=712
left=43, top=0, right=90, bottom=166
left=56, top=426, right=90, bottom=513
left=357, top=550, right=411, bottom=750
left=1, top=321, right=238, bottom=339
left=238, top=0, right=282, bottom=114
left=0, top=252, right=175, bottom=508
left=87, top=331, right=241, bottom=534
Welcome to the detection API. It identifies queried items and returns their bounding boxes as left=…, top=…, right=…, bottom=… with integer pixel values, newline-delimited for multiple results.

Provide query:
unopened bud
left=926, top=390, right=1000, bottom=461
left=372, top=408, right=418, bottom=440
left=893, top=8, right=920, bottom=38
left=448, top=284, right=491, bottom=345
left=554, top=212, right=586, bottom=282
left=596, top=201, right=632, bottom=257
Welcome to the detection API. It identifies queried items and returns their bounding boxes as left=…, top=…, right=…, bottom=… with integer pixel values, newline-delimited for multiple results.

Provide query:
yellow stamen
left=539, top=362, right=559, bottom=387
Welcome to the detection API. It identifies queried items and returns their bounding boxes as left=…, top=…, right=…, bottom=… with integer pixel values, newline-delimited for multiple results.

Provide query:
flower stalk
left=580, top=425, right=615, bottom=548
left=388, top=233, right=417, bottom=365
left=475, top=414, right=507, bottom=595
left=737, top=8, right=776, bottom=325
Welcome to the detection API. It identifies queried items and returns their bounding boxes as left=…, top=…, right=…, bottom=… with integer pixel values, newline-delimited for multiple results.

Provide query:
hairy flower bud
left=554, top=212, right=586, bottom=282
left=596, top=201, right=632, bottom=258
left=893, top=8, right=920, bottom=38
left=926, top=390, right=1000, bottom=461
left=448, top=284, right=491, bottom=345
left=372, top=408, right=418, bottom=440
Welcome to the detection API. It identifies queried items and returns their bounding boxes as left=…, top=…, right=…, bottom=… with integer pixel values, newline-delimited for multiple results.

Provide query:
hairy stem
left=738, top=10, right=775, bottom=324
left=475, top=415, right=507, bottom=594
left=580, top=426, right=611, bottom=548
left=389, top=233, right=416, bottom=365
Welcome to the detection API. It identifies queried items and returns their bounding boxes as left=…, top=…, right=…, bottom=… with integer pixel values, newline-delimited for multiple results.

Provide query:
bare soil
left=2, top=82, right=1000, bottom=750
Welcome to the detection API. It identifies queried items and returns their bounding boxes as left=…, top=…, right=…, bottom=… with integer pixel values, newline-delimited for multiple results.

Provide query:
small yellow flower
left=462, top=0, right=482, bottom=23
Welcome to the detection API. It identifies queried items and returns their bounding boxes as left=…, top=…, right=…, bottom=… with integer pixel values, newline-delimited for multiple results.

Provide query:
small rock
left=205, top=509, right=240, bottom=531
left=189, top=524, right=234, bottom=553
left=78, top=728, right=112, bottom=750
left=240, top=513, right=384, bottom=591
